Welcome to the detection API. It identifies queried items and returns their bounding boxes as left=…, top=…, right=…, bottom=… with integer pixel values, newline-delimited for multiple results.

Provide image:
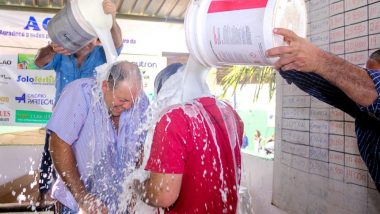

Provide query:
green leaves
left=220, top=65, right=275, bottom=102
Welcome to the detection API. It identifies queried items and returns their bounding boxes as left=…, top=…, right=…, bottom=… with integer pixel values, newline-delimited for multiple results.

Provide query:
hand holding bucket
left=184, top=0, right=308, bottom=67
left=266, top=28, right=324, bottom=72
left=48, top=0, right=118, bottom=63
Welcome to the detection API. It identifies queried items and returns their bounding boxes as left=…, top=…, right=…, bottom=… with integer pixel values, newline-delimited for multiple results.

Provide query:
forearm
left=111, top=16, right=122, bottom=49
left=34, top=45, right=55, bottom=68
left=141, top=178, right=166, bottom=207
left=49, top=133, right=87, bottom=203
left=138, top=173, right=181, bottom=208
left=279, top=71, right=360, bottom=118
left=316, top=50, right=378, bottom=106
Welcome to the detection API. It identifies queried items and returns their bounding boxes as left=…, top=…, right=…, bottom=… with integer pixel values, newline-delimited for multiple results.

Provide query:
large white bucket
left=185, top=0, right=307, bottom=67
left=48, top=0, right=114, bottom=57
left=48, top=0, right=97, bottom=54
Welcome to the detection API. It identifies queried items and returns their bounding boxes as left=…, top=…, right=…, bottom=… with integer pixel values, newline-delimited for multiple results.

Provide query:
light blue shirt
left=42, top=46, right=123, bottom=103
left=47, top=78, right=148, bottom=212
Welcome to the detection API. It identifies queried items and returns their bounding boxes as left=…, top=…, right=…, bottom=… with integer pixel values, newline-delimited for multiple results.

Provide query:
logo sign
left=15, top=93, right=54, bottom=106
left=24, top=16, right=51, bottom=32
left=0, top=59, right=12, bottom=66
left=0, top=110, right=11, bottom=122
left=16, top=110, right=51, bottom=124
left=16, top=75, right=55, bottom=85
left=0, top=73, right=11, bottom=84
left=0, top=96, right=9, bottom=104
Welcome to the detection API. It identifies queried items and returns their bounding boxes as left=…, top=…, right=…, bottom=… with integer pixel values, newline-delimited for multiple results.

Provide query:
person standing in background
left=34, top=0, right=123, bottom=205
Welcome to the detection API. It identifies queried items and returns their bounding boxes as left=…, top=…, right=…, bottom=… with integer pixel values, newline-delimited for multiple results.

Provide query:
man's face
left=102, top=80, right=140, bottom=117
left=75, top=39, right=99, bottom=56
left=366, top=59, right=380, bottom=70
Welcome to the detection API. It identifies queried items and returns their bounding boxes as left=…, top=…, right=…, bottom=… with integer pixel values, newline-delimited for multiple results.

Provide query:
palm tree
left=220, top=65, right=276, bottom=102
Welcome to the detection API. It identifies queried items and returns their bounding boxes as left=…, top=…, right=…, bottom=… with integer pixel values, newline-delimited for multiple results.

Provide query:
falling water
left=118, top=56, right=241, bottom=213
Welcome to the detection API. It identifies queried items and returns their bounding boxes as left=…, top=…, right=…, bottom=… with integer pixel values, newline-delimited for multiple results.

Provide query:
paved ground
left=0, top=128, right=45, bottom=146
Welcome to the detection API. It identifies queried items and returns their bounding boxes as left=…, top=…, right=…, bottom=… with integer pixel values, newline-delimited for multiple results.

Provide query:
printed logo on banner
left=15, top=93, right=54, bottom=106
left=0, top=15, right=51, bottom=42
left=0, top=73, right=11, bottom=84
left=0, top=96, right=10, bottom=104
left=0, top=110, right=11, bottom=122
left=0, top=59, right=12, bottom=66
left=0, top=55, right=14, bottom=68
left=15, top=110, right=51, bottom=124
left=16, top=75, right=55, bottom=86
left=24, top=16, right=51, bottom=32
left=17, top=53, right=39, bottom=70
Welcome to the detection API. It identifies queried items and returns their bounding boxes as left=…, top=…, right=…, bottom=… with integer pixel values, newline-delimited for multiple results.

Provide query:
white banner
left=0, top=47, right=167, bottom=126
left=119, top=54, right=167, bottom=99
left=0, top=9, right=188, bottom=55
left=0, top=47, right=55, bottom=126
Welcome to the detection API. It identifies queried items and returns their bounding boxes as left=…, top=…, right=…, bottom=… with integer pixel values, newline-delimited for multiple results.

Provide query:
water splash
left=118, top=56, right=241, bottom=213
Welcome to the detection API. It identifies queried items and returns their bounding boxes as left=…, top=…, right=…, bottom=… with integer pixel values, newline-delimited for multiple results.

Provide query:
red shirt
left=145, top=97, right=244, bottom=213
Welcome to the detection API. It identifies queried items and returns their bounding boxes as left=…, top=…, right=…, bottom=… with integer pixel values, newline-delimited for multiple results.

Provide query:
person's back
left=146, top=96, right=243, bottom=213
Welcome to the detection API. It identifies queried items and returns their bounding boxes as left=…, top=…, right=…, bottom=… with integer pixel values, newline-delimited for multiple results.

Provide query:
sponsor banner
left=15, top=110, right=52, bottom=124
left=0, top=47, right=166, bottom=126
left=119, top=54, right=167, bottom=99
left=0, top=9, right=188, bottom=55
left=0, top=47, right=55, bottom=126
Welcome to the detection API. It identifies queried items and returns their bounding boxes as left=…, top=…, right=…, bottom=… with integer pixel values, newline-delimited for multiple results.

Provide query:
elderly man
left=35, top=0, right=123, bottom=202
left=48, top=61, right=148, bottom=213
left=266, top=28, right=380, bottom=192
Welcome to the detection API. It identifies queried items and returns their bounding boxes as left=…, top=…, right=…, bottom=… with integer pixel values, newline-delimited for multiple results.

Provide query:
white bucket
left=48, top=0, right=115, bottom=59
left=47, top=0, right=97, bottom=54
left=185, top=0, right=308, bottom=67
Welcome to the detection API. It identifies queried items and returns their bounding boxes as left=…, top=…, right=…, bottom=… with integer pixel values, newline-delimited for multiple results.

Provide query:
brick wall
left=273, top=1, right=380, bottom=213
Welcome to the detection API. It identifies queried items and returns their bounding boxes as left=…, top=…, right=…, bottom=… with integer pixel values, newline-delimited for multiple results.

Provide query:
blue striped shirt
left=47, top=78, right=149, bottom=212
left=280, top=69, right=380, bottom=192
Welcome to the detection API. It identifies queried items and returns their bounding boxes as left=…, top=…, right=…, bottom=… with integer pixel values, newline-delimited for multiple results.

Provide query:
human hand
left=49, top=42, right=71, bottom=55
left=266, top=28, right=325, bottom=72
left=78, top=193, right=108, bottom=214
left=102, top=0, right=117, bottom=18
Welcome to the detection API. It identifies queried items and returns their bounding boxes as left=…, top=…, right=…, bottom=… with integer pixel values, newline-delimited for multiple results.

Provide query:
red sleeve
left=145, top=109, right=189, bottom=174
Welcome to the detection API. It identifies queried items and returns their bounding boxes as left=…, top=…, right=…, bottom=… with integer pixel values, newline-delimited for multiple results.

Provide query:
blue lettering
left=24, top=16, right=40, bottom=31
left=15, top=94, right=26, bottom=103
left=42, top=18, right=51, bottom=31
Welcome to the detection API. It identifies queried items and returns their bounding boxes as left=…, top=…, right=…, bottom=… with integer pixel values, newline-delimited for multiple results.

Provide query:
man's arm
left=49, top=132, right=107, bottom=213
left=103, top=0, right=122, bottom=49
left=49, top=132, right=87, bottom=203
left=139, top=173, right=182, bottom=208
left=34, top=42, right=70, bottom=68
left=34, top=44, right=55, bottom=68
left=266, top=28, right=378, bottom=107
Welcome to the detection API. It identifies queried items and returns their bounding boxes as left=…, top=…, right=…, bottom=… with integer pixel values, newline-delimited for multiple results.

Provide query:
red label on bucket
left=208, top=0, right=268, bottom=13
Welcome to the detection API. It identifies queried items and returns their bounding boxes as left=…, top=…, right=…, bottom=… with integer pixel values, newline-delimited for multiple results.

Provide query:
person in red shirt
left=140, top=63, right=244, bottom=213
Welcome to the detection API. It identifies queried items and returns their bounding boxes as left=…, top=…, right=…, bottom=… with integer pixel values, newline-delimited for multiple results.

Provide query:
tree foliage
left=220, top=65, right=276, bottom=102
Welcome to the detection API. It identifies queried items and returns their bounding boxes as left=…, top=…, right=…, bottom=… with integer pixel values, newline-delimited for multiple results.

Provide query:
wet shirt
left=145, top=97, right=244, bottom=213
left=280, top=69, right=380, bottom=192
left=47, top=78, right=149, bottom=212
left=42, top=46, right=122, bottom=103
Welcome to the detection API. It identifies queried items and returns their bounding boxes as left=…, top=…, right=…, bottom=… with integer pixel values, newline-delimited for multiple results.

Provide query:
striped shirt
left=280, top=70, right=380, bottom=192
left=47, top=78, right=149, bottom=212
